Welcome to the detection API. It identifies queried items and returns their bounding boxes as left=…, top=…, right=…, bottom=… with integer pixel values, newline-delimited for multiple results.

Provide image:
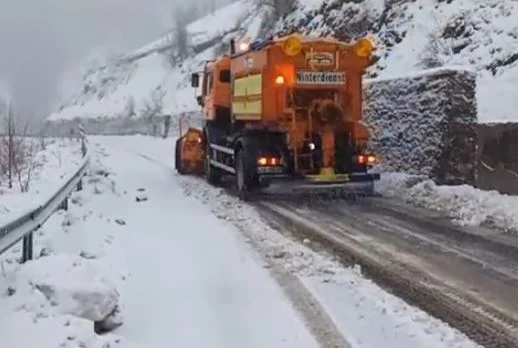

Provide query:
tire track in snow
left=246, top=238, right=352, bottom=348
left=256, top=200, right=518, bottom=348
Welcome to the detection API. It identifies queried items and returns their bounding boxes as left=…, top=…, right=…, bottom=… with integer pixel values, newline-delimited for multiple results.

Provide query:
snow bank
left=3, top=254, right=120, bottom=324
left=0, top=254, right=122, bottom=346
left=0, top=143, right=125, bottom=348
left=377, top=172, right=518, bottom=232
left=0, top=138, right=84, bottom=225
left=364, top=67, right=478, bottom=185
left=0, top=312, right=114, bottom=348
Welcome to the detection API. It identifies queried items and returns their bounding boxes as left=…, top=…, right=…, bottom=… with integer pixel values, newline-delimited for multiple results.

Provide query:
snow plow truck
left=174, top=33, right=380, bottom=200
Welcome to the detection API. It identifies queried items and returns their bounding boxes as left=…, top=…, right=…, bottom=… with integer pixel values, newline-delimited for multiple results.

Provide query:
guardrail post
left=79, top=123, right=86, bottom=157
left=59, top=197, right=69, bottom=211
left=22, top=232, right=33, bottom=262
left=77, top=178, right=83, bottom=191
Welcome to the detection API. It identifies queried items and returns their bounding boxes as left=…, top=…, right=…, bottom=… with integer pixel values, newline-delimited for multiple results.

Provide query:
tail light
left=257, top=156, right=282, bottom=166
left=356, top=154, right=377, bottom=164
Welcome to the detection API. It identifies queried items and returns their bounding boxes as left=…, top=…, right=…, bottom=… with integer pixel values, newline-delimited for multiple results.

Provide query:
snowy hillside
left=47, top=0, right=266, bottom=122
left=48, top=0, right=518, bottom=124
left=279, top=0, right=518, bottom=123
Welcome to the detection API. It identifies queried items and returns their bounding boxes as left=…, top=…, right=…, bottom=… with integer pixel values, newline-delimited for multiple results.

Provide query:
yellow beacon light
left=282, top=35, right=302, bottom=56
left=353, top=37, right=374, bottom=57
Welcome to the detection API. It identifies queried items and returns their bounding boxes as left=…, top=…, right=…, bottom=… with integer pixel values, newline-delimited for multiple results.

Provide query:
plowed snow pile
left=377, top=172, right=518, bottom=232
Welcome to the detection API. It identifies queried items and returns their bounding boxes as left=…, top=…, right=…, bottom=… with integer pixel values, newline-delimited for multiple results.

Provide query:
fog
left=0, top=0, right=232, bottom=120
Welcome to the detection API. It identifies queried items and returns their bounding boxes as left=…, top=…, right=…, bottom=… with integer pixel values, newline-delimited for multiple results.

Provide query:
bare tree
left=0, top=103, right=36, bottom=191
left=13, top=121, right=40, bottom=193
left=1, top=102, right=16, bottom=188
left=140, top=87, right=165, bottom=135
left=124, top=96, right=136, bottom=117
left=173, top=4, right=198, bottom=60
left=416, top=13, right=456, bottom=69
left=38, top=120, right=48, bottom=150
left=208, top=0, right=217, bottom=14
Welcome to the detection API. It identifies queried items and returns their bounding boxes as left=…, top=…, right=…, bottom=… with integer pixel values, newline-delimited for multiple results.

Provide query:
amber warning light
left=275, top=75, right=285, bottom=84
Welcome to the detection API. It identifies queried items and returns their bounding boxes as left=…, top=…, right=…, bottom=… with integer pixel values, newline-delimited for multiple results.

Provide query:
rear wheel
left=235, top=149, right=259, bottom=201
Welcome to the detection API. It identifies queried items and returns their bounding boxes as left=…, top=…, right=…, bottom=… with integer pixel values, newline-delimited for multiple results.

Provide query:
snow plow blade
left=175, top=128, right=205, bottom=175
left=255, top=172, right=380, bottom=200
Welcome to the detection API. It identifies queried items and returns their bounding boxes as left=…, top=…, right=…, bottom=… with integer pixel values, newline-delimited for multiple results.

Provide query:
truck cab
left=191, top=57, right=232, bottom=123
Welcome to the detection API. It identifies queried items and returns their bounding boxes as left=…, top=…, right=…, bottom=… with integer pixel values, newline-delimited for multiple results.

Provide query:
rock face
left=363, top=68, right=478, bottom=185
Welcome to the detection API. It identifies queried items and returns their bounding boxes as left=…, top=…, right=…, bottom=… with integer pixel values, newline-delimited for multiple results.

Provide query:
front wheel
left=175, top=138, right=184, bottom=175
left=205, top=152, right=221, bottom=185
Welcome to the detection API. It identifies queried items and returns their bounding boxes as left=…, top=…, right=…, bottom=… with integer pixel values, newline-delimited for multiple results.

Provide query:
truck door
left=203, top=71, right=215, bottom=120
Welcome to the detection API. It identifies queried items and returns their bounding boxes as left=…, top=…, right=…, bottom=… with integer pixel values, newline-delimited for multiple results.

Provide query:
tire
left=205, top=143, right=221, bottom=186
left=235, top=149, right=253, bottom=201
left=175, top=138, right=184, bottom=175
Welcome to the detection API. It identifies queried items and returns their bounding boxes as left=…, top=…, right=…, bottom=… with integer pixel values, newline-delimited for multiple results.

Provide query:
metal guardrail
left=0, top=124, right=89, bottom=263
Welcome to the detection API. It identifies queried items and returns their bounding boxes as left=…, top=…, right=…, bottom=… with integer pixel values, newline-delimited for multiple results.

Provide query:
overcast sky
left=0, top=0, right=232, bottom=119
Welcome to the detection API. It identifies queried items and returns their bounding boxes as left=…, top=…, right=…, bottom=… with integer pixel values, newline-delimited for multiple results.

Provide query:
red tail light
left=356, top=154, right=377, bottom=164
left=257, top=156, right=281, bottom=166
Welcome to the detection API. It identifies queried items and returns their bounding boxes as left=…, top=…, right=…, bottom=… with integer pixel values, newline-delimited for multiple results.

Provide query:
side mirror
left=191, top=73, right=199, bottom=87
left=196, top=95, right=203, bottom=106
left=219, top=69, right=231, bottom=83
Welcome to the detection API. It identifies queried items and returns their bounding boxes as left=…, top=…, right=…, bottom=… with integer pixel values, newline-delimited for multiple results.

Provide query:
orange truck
left=175, top=33, right=380, bottom=199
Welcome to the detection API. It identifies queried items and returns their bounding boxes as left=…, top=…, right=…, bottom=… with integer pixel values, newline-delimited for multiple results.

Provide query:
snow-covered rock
left=1, top=253, right=122, bottom=332
left=365, top=67, right=478, bottom=184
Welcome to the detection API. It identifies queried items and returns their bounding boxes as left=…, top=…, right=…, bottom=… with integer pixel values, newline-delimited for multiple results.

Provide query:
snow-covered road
left=105, top=142, right=320, bottom=347
left=1, top=135, right=484, bottom=348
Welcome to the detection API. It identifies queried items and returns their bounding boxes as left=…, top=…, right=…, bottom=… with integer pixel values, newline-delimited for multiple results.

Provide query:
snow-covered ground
left=0, top=135, right=483, bottom=348
left=0, top=137, right=118, bottom=348
left=0, top=137, right=84, bottom=225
